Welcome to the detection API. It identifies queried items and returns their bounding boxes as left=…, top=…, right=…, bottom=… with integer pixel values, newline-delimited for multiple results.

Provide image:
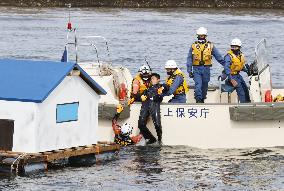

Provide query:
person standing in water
left=138, top=73, right=165, bottom=145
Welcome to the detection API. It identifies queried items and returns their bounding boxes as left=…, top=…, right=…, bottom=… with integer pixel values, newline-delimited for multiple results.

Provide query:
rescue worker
left=223, top=38, right=251, bottom=103
left=112, top=104, right=142, bottom=146
left=163, top=60, right=188, bottom=103
left=129, top=64, right=151, bottom=104
left=138, top=73, right=165, bottom=145
left=186, top=27, right=225, bottom=103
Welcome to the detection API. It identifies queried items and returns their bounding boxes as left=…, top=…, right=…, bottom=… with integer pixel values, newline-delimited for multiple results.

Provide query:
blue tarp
left=0, top=59, right=106, bottom=103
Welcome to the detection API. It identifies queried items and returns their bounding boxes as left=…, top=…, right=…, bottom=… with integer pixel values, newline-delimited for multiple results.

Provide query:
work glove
left=157, top=86, right=164, bottom=95
left=141, top=95, right=147, bottom=102
left=131, top=134, right=143, bottom=143
left=218, top=74, right=227, bottom=81
left=230, top=79, right=238, bottom=87
left=116, top=104, right=124, bottom=113
left=273, top=94, right=284, bottom=102
left=188, top=72, right=194, bottom=78
left=127, top=98, right=135, bottom=106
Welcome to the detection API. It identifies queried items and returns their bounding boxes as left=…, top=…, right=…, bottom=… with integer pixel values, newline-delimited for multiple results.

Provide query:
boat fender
left=264, top=90, right=272, bottom=102
left=119, top=83, right=127, bottom=101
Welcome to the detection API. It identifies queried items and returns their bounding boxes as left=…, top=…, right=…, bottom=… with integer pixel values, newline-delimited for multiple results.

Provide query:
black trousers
left=138, top=101, right=162, bottom=142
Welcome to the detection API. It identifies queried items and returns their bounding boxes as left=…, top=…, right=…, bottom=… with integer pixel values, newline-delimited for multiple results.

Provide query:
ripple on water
left=0, top=8, right=284, bottom=85
left=0, top=146, right=283, bottom=190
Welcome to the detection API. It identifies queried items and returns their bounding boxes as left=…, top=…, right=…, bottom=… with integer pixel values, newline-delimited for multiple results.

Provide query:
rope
left=10, top=153, right=27, bottom=174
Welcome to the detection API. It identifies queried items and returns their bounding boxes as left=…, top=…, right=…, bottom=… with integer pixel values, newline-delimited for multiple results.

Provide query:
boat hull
left=97, top=103, right=284, bottom=149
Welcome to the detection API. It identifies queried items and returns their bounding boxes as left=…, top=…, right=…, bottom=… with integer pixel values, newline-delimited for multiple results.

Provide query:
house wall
left=36, top=76, right=100, bottom=152
left=0, top=100, right=37, bottom=152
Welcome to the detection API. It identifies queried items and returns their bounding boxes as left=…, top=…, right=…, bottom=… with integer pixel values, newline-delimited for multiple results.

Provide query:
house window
left=56, top=102, right=79, bottom=123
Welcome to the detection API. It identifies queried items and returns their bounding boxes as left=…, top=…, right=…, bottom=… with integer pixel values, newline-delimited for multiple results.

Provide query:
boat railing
left=64, top=28, right=113, bottom=76
left=65, top=31, right=111, bottom=64
left=78, top=35, right=111, bottom=64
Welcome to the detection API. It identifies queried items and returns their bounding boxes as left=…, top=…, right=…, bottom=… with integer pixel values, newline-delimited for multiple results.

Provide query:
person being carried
left=138, top=73, right=165, bottom=145
left=112, top=104, right=142, bottom=146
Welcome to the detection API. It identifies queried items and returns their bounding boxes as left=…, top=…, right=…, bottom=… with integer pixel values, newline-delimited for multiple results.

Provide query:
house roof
left=0, top=59, right=106, bottom=103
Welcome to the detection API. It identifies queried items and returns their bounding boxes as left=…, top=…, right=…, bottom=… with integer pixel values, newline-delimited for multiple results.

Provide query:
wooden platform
left=0, top=142, right=120, bottom=175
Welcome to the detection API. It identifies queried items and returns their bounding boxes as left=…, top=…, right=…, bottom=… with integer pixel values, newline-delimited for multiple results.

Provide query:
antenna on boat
left=63, top=3, right=73, bottom=63
left=64, top=3, right=79, bottom=63
left=144, top=56, right=152, bottom=72
left=67, top=3, right=72, bottom=31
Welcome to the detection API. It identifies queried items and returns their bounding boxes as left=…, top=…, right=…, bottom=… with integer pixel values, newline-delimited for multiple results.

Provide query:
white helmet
left=120, top=123, right=133, bottom=136
left=196, top=27, right=208, bottom=36
left=231, top=38, right=242, bottom=47
left=165, top=60, right=178, bottom=69
left=139, top=64, right=151, bottom=75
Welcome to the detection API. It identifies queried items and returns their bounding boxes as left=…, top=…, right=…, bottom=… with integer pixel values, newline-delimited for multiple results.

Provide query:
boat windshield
left=255, top=39, right=268, bottom=73
left=255, top=39, right=272, bottom=94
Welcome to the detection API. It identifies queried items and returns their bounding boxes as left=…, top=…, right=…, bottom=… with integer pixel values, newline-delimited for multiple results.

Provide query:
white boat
left=64, top=28, right=284, bottom=149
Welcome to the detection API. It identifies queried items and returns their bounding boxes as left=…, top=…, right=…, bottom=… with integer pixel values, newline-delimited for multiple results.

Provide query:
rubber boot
left=196, top=99, right=203, bottom=103
left=146, top=138, right=157, bottom=145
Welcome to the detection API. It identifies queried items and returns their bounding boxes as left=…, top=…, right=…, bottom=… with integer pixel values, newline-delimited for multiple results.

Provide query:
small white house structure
left=0, top=59, right=106, bottom=153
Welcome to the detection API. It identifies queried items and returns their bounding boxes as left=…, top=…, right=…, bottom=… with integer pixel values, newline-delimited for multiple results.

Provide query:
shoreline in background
left=0, top=0, right=284, bottom=9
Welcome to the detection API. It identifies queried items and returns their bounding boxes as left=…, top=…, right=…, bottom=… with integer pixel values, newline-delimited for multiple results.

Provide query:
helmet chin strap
left=231, top=49, right=241, bottom=55
left=197, top=36, right=207, bottom=43
left=167, top=71, right=173, bottom=75
left=166, top=68, right=177, bottom=75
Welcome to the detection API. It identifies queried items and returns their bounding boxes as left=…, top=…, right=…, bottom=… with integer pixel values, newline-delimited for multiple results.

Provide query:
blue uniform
left=163, top=75, right=186, bottom=103
left=186, top=45, right=225, bottom=102
left=224, top=54, right=251, bottom=103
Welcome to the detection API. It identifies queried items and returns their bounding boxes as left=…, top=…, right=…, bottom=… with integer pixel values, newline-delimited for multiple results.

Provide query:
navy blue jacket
left=143, top=84, right=165, bottom=102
